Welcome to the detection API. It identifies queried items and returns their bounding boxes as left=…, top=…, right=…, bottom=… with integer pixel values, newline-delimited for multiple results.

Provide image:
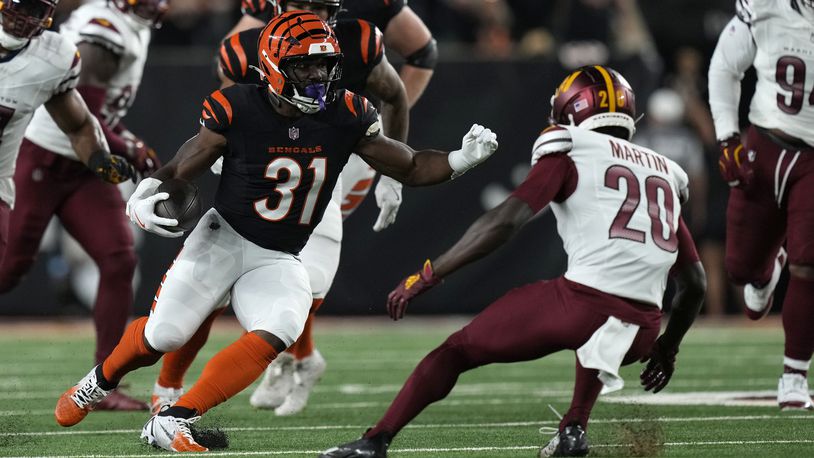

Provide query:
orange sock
left=287, top=299, right=323, bottom=359
left=157, top=308, right=225, bottom=389
left=174, top=332, right=278, bottom=415
left=101, top=317, right=162, bottom=384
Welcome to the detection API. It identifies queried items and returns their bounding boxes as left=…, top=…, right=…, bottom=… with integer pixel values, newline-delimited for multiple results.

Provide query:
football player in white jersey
left=709, top=0, right=814, bottom=410
left=321, top=66, right=707, bottom=458
left=0, top=0, right=167, bottom=411
left=0, top=0, right=134, bottom=260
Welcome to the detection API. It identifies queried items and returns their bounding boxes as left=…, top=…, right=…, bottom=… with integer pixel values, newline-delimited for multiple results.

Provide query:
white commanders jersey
left=709, top=0, right=814, bottom=144
left=0, top=31, right=80, bottom=207
left=533, top=126, right=689, bottom=307
left=25, top=0, right=151, bottom=159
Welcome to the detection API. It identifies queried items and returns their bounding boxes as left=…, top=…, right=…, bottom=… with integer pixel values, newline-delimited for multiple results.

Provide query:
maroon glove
left=387, top=260, right=442, bottom=321
left=718, top=134, right=753, bottom=188
left=125, top=137, right=161, bottom=176
left=640, top=337, right=678, bottom=393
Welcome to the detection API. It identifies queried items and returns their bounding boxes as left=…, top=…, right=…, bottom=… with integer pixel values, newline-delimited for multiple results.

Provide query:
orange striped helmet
left=258, top=10, right=342, bottom=114
left=550, top=65, right=637, bottom=140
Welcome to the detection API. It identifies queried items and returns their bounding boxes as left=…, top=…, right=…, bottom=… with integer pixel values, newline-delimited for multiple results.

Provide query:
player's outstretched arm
left=640, top=218, right=706, bottom=393
left=387, top=197, right=534, bottom=320
left=356, top=123, right=497, bottom=186
left=44, top=90, right=135, bottom=184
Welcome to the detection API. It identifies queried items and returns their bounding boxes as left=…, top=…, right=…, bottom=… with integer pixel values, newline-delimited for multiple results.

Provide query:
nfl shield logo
left=289, top=127, right=299, bottom=140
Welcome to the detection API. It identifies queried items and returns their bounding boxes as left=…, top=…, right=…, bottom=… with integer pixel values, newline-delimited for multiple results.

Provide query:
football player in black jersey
left=56, top=12, right=497, bottom=452
left=146, top=0, right=412, bottom=417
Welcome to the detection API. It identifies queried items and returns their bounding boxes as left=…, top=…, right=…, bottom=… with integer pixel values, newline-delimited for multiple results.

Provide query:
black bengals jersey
left=200, top=85, right=379, bottom=254
left=340, top=0, right=404, bottom=32
left=219, top=19, right=384, bottom=101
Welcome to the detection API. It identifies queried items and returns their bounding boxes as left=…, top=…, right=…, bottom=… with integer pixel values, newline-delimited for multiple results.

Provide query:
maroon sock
left=367, top=333, right=475, bottom=438
left=94, top=252, right=137, bottom=364
left=782, top=275, right=814, bottom=363
left=560, top=360, right=603, bottom=431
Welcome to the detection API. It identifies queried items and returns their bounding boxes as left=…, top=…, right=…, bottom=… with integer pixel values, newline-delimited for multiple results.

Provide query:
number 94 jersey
left=202, top=85, right=379, bottom=255
left=533, top=126, right=689, bottom=307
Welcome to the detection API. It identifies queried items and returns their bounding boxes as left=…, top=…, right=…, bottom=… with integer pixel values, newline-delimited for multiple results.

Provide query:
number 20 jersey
left=202, top=85, right=379, bottom=255
left=739, top=0, right=814, bottom=143
left=534, top=126, right=689, bottom=307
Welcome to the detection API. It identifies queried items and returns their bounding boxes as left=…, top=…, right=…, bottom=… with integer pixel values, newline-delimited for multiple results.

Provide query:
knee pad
left=144, top=320, right=195, bottom=353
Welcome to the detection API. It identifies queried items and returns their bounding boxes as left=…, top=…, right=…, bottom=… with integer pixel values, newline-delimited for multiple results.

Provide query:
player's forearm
left=69, top=115, right=110, bottom=165
left=399, top=149, right=455, bottom=186
left=400, top=65, right=433, bottom=108
left=432, top=198, right=532, bottom=278
left=661, top=261, right=706, bottom=349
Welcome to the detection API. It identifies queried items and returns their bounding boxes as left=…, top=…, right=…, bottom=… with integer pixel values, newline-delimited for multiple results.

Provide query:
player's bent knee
left=789, top=264, right=814, bottom=280
left=144, top=320, right=195, bottom=353
left=97, top=250, right=137, bottom=279
left=251, top=330, right=287, bottom=353
left=253, top=308, right=305, bottom=349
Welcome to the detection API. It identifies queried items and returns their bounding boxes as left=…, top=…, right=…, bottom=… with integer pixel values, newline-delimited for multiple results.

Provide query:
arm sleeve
left=510, top=153, right=577, bottom=213
left=708, top=15, right=756, bottom=139
left=200, top=90, right=234, bottom=133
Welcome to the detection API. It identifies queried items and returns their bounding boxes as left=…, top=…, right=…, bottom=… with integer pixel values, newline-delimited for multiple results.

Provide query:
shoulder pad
left=78, top=15, right=126, bottom=55
left=531, top=125, right=573, bottom=165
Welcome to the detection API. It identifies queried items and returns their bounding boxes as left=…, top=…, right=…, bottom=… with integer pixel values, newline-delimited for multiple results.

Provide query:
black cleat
left=319, top=431, right=391, bottom=458
left=539, top=425, right=589, bottom=457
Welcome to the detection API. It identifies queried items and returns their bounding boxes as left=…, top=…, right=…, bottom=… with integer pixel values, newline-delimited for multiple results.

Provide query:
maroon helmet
left=550, top=65, right=637, bottom=140
left=110, top=0, right=169, bottom=28
left=0, top=0, right=56, bottom=39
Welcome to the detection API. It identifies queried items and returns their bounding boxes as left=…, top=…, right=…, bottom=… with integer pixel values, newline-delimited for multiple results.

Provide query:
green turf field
left=0, top=318, right=812, bottom=457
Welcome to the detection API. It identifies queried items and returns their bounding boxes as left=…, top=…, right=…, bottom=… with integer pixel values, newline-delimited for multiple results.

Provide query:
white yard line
left=3, top=414, right=813, bottom=437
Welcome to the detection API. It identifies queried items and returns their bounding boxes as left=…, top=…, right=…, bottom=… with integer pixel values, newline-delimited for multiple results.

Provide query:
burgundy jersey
left=201, top=85, right=379, bottom=254
left=219, top=18, right=384, bottom=100
left=340, top=0, right=404, bottom=32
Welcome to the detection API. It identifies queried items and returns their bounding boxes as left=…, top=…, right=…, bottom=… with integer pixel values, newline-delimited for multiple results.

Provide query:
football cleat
left=275, top=349, right=327, bottom=416
left=319, top=430, right=391, bottom=458
left=539, top=425, right=589, bottom=457
left=96, top=389, right=149, bottom=411
left=250, top=351, right=296, bottom=408
left=743, top=248, right=787, bottom=320
left=778, top=373, right=814, bottom=410
left=55, top=365, right=112, bottom=427
left=151, top=383, right=184, bottom=415
left=141, top=413, right=208, bottom=452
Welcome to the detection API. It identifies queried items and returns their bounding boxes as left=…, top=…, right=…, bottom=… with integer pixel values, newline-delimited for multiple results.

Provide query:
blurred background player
left=0, top=0, right=133, bottom=265
left=321, top=65, right=706, bottom=458
left=708, top=0, right=814, bottom=410
left=149, top=0, right=410, bottom=417
left=55, top=12, right=497, bottom=452
left=0, top=0, right=168, bottom=410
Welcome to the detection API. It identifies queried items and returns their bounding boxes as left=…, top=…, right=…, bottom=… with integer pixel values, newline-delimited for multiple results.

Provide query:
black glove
left=88, top=151, right=136, bottom=184
left=639, top=337, right=678, bottom=393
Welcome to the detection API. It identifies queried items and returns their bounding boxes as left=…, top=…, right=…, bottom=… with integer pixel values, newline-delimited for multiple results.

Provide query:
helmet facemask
left=797, top=0, right=814, bottom=23
left=0, top=0, right=55, bottom=49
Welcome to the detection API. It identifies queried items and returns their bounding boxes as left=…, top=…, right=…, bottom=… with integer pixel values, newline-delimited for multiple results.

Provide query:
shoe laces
left=174, top=416, right=201, bottom=441
left=538, top=404, right=563, bottom=436
left=70, top=378, right=108, bottom=409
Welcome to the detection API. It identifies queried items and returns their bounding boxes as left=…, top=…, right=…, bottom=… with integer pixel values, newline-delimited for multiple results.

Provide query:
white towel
left=576, top=316, right=640, bottom=394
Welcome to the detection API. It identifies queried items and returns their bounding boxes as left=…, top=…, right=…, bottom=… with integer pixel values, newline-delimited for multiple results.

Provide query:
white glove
left=373, top=175, right=403, bottom=232
left=125, top=177, right=183, bottom=238
left=447, top=124, right=499, bottom=178
left=210, top=156, right=224, bottom=175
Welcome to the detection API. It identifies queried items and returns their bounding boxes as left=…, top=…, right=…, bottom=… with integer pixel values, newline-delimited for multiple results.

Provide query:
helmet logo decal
left=573, top=98, right=589, bottom=113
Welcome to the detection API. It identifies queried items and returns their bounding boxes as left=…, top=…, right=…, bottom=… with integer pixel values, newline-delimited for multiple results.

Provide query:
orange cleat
left=55, top=366, right=111, bottom=427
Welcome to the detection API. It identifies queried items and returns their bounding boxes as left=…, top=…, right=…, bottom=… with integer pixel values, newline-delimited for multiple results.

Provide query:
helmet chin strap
left=0, top=29, right=29, bottom=51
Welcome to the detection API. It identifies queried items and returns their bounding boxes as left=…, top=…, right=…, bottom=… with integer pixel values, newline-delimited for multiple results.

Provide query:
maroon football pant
left=725, top=126, right=814, bottom=362
left=367, top=277, right=661, bottom=437
left=0, top=200, right=9, bottom=265
left=0, top=140, right=136, bottom=364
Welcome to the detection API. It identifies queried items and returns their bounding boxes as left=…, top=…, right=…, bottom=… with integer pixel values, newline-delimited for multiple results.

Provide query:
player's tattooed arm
left=366, top=55, right=409, bottom=142
left=151, top=126, right=228, bottom=182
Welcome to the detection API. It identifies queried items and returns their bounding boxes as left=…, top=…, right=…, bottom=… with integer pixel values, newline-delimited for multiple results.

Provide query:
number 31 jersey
left=202, top=85, right=379, bottom=255
left=532, top=126, right=689, bottom=307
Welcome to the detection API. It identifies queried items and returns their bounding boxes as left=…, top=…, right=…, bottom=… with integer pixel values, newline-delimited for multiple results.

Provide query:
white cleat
left=250, top=351, right=296, bottom=409
left=141, top=414, right=208, bottom=452
left=744, top=248, right=787, bottom=320
left=151, top=383, right=184, bottom=415
left=275, top=350, right=327, bottom=416
left=778, top=373, right=814, bottom=411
